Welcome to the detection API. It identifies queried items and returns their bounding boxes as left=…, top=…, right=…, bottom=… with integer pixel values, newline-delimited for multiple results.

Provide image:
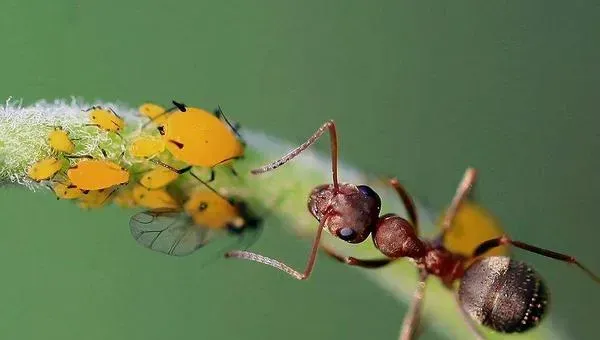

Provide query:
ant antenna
left=252, top=120, right=339, bottom=190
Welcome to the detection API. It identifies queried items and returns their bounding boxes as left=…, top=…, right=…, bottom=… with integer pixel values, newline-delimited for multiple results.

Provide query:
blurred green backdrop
left=0, top=1, right=598, bottom=339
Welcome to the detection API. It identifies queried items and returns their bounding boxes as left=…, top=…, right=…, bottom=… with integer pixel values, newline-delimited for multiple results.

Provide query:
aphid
left=225, top=121, right=600, bottom=339
left=155, top=101, right=244, bottom=171
left=139, top=167, right=179, bottom=189
left=128, top=135, right=165, bottom=159
left=129, top=191, right=262, bottom=257
left=84, top=106, right=124, bottom=134
left=138, top=102, right=170, bottom=127
left=27, top=157, right=64, bottom=181
left=184, top=190, right=243, bottom=229
left=49, top=181, right=84, bottom=200
left=48, top=127, right=75, bottom=154
left=132, top=184, right=178, bottom=210
left=66, top=151, right=129, bottom=191
left=114, top=187, right=136, bottom=208
left=77, top=188, right=115, bottom=209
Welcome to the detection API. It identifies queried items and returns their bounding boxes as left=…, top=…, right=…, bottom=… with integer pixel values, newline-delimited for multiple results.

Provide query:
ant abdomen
left=458, top=256, right=549, bottom=333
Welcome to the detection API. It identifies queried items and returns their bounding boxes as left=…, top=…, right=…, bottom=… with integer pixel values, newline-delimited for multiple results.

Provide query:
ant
left=225, top=120, right=600, bottom=339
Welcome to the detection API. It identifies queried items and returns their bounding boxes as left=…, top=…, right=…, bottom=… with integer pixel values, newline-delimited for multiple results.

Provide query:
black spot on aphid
left=198, top=202, right=208, bottom=212
left=157, top=126, right=165, bottom=135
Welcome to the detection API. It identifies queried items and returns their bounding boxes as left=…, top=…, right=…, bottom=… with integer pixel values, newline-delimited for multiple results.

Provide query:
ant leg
left=453, top=290, right=486, bottom=340
left=321, top=245, right=394, bottom=269
left=434, top=168, right=477, bottom=243
left=388, top=178, right=419, bottom=235
left=225, top=217, right=328, bottom=280
left=252, top=120, right=340, bottom=189
left=473, top=235, right=600, bottom=284
left=398, top=270, right=428, bottom=340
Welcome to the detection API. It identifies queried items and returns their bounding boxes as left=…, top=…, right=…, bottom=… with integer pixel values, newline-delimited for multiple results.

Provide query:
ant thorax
left=307, top=183, right=381, bottom=244
left=418, top=245, right=467, bottom=287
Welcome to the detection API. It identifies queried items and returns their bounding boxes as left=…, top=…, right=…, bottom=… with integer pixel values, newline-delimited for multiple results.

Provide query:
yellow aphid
left=48, top=127, right=75, bottom=154
left=159, top=102, right=244, bottom=168
left=114, top=188, right=136, bottom=208
left=139, top=167, right=179, bottom=189
left=51, top=182, right=84, bottom=200
left=77, top=189, right=114, bottom=209
left=184, top=190, right=241, bottom=229
left=139, top=102, right=169, bottom=126
left=86, top=106, right=124, bottom=132
left=67, top=159, right=129, bottom=191
left=440, top=200, right=508, bottom=266
left=28, top=157, right=64, bottom=181
left=128, top=135, right=165, bottom=159
left=132, top=185, right=178, bottom=209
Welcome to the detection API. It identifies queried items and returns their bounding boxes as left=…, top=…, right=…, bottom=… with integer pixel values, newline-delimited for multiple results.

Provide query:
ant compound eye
left=357, top=185, right=381, bottom=210
left=337, top=227, right=356, bottom=241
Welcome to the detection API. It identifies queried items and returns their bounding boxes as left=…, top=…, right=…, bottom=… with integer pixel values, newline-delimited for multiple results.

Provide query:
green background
left=0, top=1, right=598, bottom=339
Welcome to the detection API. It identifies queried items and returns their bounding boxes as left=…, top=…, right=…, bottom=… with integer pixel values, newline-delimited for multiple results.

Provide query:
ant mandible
left=225, top=120, right=600, bottom=339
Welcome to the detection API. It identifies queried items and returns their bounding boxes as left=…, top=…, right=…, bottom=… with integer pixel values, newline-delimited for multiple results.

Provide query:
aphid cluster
left=26, top=101, right=260, bottom=256
left=224, top=120, right=600, bottom=339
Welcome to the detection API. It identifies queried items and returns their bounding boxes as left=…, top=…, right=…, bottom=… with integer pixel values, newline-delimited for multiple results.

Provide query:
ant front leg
left=320, top=245, right=395, bottom=269
left=473, top=235, right=600, bottom=284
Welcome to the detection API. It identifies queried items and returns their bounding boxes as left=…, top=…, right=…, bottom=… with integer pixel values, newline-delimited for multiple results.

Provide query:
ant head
left=307, top=183, right=381, bottom=243
left=458, top=256, right=548, bottom=333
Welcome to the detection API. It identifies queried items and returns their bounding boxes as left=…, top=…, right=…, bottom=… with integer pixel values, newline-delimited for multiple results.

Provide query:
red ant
left=225, top=120, right=600, bottom=339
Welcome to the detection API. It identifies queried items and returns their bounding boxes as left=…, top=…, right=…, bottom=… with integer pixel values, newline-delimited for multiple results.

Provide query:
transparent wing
left=129, top=209, right=213, bottom=256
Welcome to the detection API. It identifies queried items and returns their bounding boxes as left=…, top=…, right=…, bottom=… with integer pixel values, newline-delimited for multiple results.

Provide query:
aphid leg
left=44, top=183, right=60, bottom=200
left=108, top=107, right=121, bottom=118
left=214, top=105, right=244, bottom=140
left=151, top=159, right=192, bottom=174
left=252, top=120, right=339, bottom=189
left=473, top=235, right=600, bottom=284
left=389, top=178, right=419, bottom=234
left=101, top=148, right=108, bottom=158
left=453, top=290, right=486, bottom=340
left=65, top=154, right=94, bottom=160
left=225, top=217, right=327, bottom=280
left=82, top=106, right=101, bottom=112
left=228, top=165, right=238, bottom=177
left=399, top=270, right=428, bottom=340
